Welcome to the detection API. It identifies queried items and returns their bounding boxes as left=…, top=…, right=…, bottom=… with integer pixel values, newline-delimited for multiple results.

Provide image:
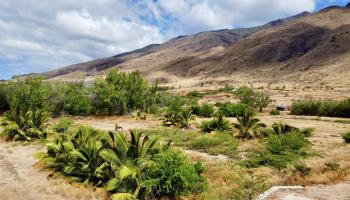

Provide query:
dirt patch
left=0, top=140, right=107, bottom=200
left=73, top=115, right=161, bottom=131
left=269, top=182, right=350, bottom=200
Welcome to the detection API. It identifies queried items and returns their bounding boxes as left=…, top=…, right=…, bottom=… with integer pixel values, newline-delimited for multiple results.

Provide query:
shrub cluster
left=291, top=98, right=350, bottom=118
left=50, top=81, right=92, bottom=116
left=200, top=114, right=231, bottom=133
left=41, top=126, right=206, bottom=199
left=234, top=86, right=270, bottom=112
left=241, top=124, right=311, bottom=169
left=162, top=97, right=195, bottom=129
left=1, top=77, right=49, bottom=141
left=218, top=103, right=247, bottom=117
left=191, top=103, right=214, bottom=118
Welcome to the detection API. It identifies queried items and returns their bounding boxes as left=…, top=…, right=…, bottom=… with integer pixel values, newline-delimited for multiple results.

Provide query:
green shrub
left=1, top=77, right=49, bottom=141
left=234, top=86, right=270, bottom=112
left=269, top=109, right=280, bottom=115
left=42, top=127, right=207, bottom=199
left=92, top=70, right=158, bottom=115
left=266, top=132, right=309, bottom=154
left=218, top=103, right=247, bottom=117
left=200, top=114, right=231, bottom=133
left=233, top=110, right=266, bottom=139
left=53, top=117, right=74, bottom=134
left=143, top=149, right=207, bottom=198
left=291, top=98, right=350, bottom=118
left=162, top=106, right=195, bottom=129
left=241, top=132, right=310, bottom=169
left=262, top=122, right=313, bottom=137
left=291, top=99, right=322, bottom=116
left=342, top=132, right=350, bottom=143
left=191, top=103, right=214, bottom=118
left=199, top=103, right=214, bottom=118
left=50, top=82, right=92, bottom=116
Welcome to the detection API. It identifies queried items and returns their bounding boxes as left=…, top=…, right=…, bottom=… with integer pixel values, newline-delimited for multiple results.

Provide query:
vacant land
left=0, top=137, right=107, bottom=200
left=1, top=112, right=349, bottom=200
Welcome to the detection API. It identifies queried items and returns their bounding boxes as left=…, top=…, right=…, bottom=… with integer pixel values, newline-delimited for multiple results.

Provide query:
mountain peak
left=346, top=2, right=350, bottom=8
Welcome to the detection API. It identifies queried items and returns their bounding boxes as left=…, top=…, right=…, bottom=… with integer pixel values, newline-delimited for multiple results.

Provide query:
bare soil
left=0, top=140, right=107, bottom=200
left=269, top=182, right=350, bottom=200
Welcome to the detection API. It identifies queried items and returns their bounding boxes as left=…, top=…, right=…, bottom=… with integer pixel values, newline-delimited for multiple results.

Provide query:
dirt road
left=0, top=141, right=107, bottom=200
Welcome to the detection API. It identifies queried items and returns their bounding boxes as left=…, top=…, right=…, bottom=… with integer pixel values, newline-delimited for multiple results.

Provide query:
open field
left=1, top=111, right=349, bottom=200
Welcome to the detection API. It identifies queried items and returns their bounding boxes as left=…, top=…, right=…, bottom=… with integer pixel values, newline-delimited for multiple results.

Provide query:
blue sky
left=0, top=0, right=349, bottom=80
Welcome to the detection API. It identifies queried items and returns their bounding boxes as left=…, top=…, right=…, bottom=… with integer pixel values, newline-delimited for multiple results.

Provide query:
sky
left=0, top=0, right=349, bottom=80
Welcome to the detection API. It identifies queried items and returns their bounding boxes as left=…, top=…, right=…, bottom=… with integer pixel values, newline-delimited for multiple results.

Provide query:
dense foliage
left=234, top=86, right=270, bottom=112
left=50, top=81, right=92, bottom=116
left=200, top=114, right=231, bottom=133
left=241, top=126, right=311, bottom=169
left=143, top=149, right=207, bottom=198
left=233, top=110, right=266, bottom=139
left=291, top=98, right=350, bottom=118
left=92, top=70, right=159, bottom=115
left=1, top=78, right=49, bottom=141
left=191, top=103, right=214, bottom=118
left=218, top=103, right=247, bottom=117
left=41, top=125, right=206, bottom=199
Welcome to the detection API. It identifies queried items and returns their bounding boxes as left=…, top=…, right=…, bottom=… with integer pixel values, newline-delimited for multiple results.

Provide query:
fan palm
left=233, top=110, right=266, bottom=139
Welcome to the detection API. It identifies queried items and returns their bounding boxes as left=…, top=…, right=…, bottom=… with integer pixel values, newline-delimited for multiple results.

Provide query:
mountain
left=41, top=5, right=350, bottom=89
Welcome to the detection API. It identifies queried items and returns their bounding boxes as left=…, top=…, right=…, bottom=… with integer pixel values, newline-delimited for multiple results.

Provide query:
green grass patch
left=143, top=127, right=238, bottom=158
left=240, top=132, right=311, bottom=170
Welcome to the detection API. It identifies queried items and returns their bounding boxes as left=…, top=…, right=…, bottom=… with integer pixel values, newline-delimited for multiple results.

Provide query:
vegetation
left=143, top=149, right=207, bottom=198
left=41, top=126, right=206, bottom=199
left=1, top=77, right=49, bottom=141
left=233, top=110, right=266, bottom=139
left=92, top=70, right=159, bottom=115
left=263, top=122, right=313, bottom=137
left=187, top=133, right=238, bottom=157
left=241, top=130, right=311, bottom=169
left=269, top=109, right=280, bottom=115
left=143, top=127, right=239, bottom=158
left=191, top=103, right=214, bottom=118
left=218, top=103, right=247, bottom=117
left=0, top=84, right=9, bottom=113
left=234, top=86, right=270, bottom=112
left=291, top=98, right=350, bottom=118
left=200, top=114, right=231, bottom=133
left=53, top=117, right=74, bottom=134
left=342, top=132, right=350, bottom=143
left=50, top=81, right=92, bottom=116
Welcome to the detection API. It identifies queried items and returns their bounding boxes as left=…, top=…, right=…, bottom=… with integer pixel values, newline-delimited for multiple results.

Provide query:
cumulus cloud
left=0, top=0, right=338, bottom=79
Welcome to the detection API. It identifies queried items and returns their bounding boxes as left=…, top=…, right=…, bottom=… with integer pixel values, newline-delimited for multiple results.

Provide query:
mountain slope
left=42, top=5, right=350, bottom=88
left=41, top=11, right=310, bottom=80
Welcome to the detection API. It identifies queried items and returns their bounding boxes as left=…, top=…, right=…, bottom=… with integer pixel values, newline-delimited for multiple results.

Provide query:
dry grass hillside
left=35, top=5, right=350, bottom=102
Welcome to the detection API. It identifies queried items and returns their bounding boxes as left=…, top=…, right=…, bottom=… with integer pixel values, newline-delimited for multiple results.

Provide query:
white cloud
left=0, top=0, right=323, bottom=79
left=157, top=0, right=316, bottom=33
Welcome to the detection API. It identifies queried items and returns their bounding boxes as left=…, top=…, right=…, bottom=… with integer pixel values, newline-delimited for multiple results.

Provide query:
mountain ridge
left=35, top=4, right=350, bottom=90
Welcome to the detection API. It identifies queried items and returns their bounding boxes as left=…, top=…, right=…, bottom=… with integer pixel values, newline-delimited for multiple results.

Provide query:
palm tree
left=99, top=129, right=163, bottom=199
left=233, top=110, right=266, bottom=139
left=178, top=108, right=195, bottom=129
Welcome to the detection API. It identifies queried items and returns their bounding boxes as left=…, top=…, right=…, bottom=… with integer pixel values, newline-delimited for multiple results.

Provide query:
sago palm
left=100, top=130, right=161, bottom=199
left=233, top=110, right=266, bottom=139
